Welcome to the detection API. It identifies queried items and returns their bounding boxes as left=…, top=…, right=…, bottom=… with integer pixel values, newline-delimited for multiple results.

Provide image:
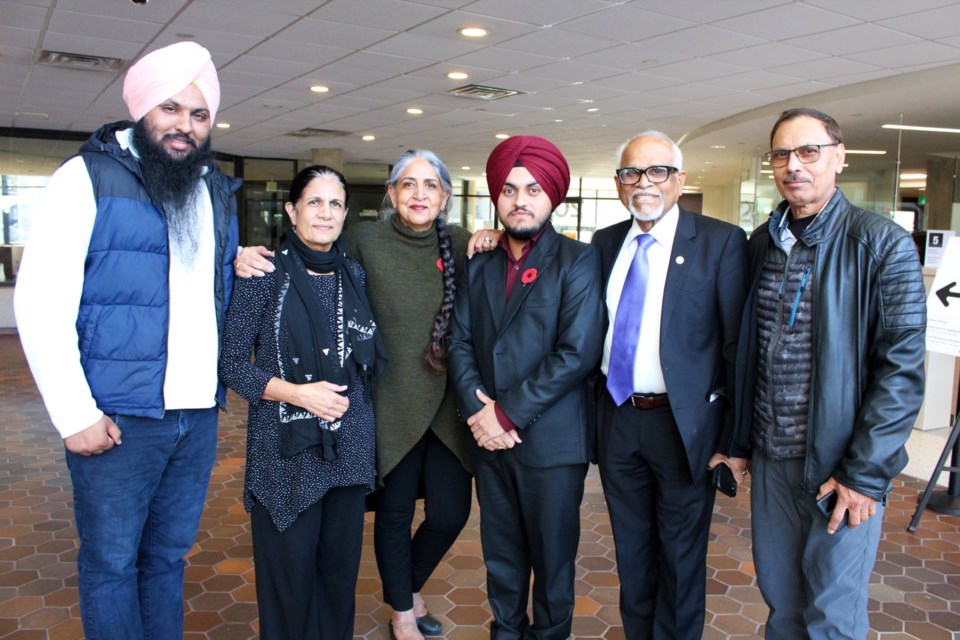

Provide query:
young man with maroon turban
left=15, top=41, right=240, bottom=639
left=448, top=136, right=604, bottom=640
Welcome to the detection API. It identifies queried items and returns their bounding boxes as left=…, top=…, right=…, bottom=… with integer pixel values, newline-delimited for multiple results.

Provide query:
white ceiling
left=3, top=0, right=960, bottom=188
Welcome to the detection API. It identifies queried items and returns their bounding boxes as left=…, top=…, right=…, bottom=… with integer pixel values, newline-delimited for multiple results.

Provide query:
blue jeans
left=65, top=408, right=218, bottom=640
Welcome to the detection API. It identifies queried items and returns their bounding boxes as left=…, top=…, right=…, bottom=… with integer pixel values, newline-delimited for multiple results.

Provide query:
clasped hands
left=467, top=389, right=522, bottom=452
left=293, top=381, right=349, bottom=424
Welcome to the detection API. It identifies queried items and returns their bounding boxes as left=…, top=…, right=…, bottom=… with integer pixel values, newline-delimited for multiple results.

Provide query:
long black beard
left=132, top=119, right=212, bottom=264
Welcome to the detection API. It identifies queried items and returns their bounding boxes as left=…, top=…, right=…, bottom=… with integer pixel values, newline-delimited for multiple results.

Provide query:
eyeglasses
left=764, top=143, right=839, bottom=168
left=615, top=165, right=678, bottom=185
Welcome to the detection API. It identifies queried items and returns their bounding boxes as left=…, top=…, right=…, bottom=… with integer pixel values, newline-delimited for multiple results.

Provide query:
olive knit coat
left=343, top=215, right=474, bottom=482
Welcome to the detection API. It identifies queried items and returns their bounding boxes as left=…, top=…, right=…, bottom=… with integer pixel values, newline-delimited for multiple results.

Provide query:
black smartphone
left=815, top=491, right=847, bottom=530
left=711, top=463, right=737, bottom=497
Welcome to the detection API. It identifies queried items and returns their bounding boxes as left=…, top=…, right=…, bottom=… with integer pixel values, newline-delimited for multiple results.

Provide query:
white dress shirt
left=601, top=205, right=680, bottom=395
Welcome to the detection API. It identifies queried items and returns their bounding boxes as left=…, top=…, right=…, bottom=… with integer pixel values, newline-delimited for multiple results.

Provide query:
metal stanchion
left=908, top=411, right=960, bottom=531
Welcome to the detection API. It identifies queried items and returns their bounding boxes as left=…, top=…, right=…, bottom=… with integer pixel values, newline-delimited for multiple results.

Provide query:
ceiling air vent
left=448, top=84, right=522, bottom=101
left=286, top=128, right=352, bottom=138
left=38, top=50, right=125, bottom=72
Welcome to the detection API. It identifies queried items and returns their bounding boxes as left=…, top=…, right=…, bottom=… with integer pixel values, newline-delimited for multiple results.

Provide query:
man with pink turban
left=448, top=136, right=604, bottom=639
left=15, top=41, right=240, bottom=639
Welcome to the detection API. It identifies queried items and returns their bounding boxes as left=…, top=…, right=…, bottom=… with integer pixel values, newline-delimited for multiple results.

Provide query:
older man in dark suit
left=448, top=136, right=603, bottom=640
left=592, top=131, right=748, bottom=640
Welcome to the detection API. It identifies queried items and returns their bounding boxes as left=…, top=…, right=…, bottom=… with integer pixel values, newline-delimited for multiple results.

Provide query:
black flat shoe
left=416, top=613, right=443, bottom=636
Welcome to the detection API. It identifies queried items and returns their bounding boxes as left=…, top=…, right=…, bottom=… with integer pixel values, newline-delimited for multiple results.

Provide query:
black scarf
left=274, top=231, right=385, bottom=460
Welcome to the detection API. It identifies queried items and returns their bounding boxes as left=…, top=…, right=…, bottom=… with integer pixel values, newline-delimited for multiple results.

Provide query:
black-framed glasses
left=615, top=165, right=678, bottom=185
left=764, top=143, right=839, bottom=168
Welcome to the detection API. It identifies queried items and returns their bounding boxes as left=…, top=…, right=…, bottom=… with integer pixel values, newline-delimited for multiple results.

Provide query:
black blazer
left=592, top=209, right=748, bottom=475
left=448, top=226, right=605, bottom=468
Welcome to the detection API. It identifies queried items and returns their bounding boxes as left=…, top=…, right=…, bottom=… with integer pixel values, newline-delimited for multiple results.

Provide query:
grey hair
left=380, top=149, right=454, bottom=217
left=615, top=130, right=683, bottom=170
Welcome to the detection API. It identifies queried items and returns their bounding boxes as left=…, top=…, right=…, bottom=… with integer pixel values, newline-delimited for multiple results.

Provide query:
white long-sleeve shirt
left=15, top=129, right=218, bottom=438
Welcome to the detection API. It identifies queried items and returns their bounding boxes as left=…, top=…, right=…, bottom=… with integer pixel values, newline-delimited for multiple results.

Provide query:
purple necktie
left=606, top=234, right=656, bottom=406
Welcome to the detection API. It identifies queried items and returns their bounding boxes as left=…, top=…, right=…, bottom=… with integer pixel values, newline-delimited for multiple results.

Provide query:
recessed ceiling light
left=900, top=173, right=927, bottom=180
left=459, top=27, right=488, bottom=38
left=587, top=107, right=599, bottom=112
left=710, top=145, right=725, bottom=149
left=362, top=135, right=375, bottom=141
left=845, top=149, right=886, bottom=155
left=760, top=170, right=773, bottom=174
left=310, top=85, right=329, bottom=93
left=447, top=71, right=469, bottom=80
left=554, top=119, right=563, bottom=123
left=461, top=166, right=471, bottom=171
left=882, top=124, right=960, bottom=134
left=216, top=122, right=230, bottom=129
left=406, top=107, right=423, bottom=115
left=495, top=133, right=509, bottom=140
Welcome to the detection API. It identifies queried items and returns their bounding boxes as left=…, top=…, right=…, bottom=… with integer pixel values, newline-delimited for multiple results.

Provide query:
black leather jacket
left=733, top=189, right=926, bottom=500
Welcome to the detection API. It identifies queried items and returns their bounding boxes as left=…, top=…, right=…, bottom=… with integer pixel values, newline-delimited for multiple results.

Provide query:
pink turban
left=122, top=42, right=220, bottom=123
left=486, top=136, right=571, bottom=210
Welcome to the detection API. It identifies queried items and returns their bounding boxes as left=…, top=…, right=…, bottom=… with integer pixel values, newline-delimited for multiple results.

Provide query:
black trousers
left=475, top=452, right=587, bottom=640
left=597, top=391, right=715, bottom=640
left=374, top=429, right=472, bottom=611
left=250, top=485, right=366, bottom=640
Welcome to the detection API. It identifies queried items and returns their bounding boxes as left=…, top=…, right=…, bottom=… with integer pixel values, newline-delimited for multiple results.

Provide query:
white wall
left=0, top=286, right=15, bottom=331
left=702, top=180, right=740, bottom=227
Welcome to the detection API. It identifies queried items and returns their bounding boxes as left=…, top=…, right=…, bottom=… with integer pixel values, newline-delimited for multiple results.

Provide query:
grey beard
left=166, top=187, right=202, bottom=266
left=628, top=194, right=664, bottom=222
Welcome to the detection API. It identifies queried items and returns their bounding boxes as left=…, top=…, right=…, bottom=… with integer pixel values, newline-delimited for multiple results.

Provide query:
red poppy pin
left=521, top=268, right=538, bottom=285
left=436, top=258, right=443, bottom=271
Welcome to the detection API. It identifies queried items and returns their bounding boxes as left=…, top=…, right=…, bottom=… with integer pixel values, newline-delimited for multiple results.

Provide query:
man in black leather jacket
left=733, top=108, right=926, bottom=639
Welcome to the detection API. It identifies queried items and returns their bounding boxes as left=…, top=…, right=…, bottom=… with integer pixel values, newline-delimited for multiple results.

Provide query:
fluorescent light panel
left=882, top=124, right=960, bottom=134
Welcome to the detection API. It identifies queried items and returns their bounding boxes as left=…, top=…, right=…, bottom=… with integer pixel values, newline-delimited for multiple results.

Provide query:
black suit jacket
left=448, top=226, right=604, bottom=468
left=592, top=209, right=748, bottom=475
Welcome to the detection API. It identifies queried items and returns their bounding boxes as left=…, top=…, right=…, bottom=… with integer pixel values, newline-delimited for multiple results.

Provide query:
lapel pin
left=675, top=256, right=685, bottom=265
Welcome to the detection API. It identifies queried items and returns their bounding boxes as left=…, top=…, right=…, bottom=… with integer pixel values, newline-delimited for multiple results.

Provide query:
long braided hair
left=383, top=150, right=457, bottom=373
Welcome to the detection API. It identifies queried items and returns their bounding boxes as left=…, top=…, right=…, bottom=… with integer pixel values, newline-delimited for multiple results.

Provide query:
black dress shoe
left=416, top=613, right=443, bottom=636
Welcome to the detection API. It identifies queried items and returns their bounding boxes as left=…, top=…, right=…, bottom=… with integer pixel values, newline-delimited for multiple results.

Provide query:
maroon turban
left=486, top=136, right=570, bottom=210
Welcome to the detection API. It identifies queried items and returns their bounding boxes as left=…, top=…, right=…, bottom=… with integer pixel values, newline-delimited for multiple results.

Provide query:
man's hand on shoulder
left=466, top=229, right=502, bottom=258
left=235, top=246, right=275, bottom=278
left=64, top=415, right=122, bottom=456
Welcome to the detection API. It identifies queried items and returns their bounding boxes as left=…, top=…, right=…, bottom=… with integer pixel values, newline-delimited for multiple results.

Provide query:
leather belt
left=627, top=393, right=670, bottom=410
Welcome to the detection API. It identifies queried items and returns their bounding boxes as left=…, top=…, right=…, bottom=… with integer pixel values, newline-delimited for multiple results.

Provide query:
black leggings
left=374, top=430, right=472, bottom=611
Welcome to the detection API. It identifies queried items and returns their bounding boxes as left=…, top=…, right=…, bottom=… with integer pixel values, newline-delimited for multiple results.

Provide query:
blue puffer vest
left=75, top=121, right=241, bottom=417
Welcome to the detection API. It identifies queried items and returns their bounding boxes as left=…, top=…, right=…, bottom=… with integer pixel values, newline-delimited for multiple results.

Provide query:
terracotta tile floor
left=0, top=333, right=958, bottom=639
